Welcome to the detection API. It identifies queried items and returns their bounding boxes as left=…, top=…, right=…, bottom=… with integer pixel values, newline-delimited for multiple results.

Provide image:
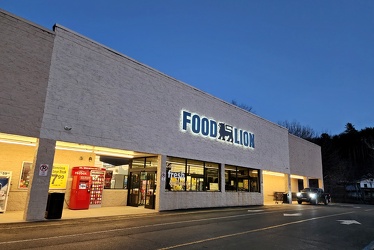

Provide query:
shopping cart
left=273, top=192, right=284, bottom=204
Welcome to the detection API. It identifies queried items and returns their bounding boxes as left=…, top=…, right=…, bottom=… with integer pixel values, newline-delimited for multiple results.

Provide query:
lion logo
left=218, top=123, right=233, bottom=142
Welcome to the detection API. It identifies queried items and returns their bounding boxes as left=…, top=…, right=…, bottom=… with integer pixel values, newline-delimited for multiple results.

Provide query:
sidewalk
left=1, top=202, right=299, bottom=224
left=0, top=206, right=157, bottom=224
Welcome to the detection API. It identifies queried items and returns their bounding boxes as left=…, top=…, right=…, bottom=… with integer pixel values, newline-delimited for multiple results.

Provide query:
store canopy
left=100, top=156, right=130, bottom=166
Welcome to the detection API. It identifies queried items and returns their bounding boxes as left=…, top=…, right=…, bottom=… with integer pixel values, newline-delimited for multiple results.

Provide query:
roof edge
left=0, top=8, right=55, bottom=35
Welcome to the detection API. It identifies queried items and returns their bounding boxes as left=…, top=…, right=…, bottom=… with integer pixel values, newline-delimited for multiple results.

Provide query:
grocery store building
left=0, top=10, right=323, bottom=221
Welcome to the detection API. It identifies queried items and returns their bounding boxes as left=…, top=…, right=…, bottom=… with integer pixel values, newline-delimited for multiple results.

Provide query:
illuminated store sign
left=168, top=170, right=185, bottom=179
left=181, top=110, right=255, bottom=149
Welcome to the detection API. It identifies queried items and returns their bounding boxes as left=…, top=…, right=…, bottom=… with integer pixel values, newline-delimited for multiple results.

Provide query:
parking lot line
left=158, top=211, right=354, bottom=250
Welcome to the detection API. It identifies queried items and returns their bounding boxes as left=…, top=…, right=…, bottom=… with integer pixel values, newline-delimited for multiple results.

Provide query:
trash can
left=45, top=192, right=65, bottom=219
left=283, top=193, right=289, bottom=204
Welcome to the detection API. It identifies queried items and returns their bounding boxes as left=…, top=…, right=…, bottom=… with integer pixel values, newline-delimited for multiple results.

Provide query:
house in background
left=360, top=177, right=374, bottom=189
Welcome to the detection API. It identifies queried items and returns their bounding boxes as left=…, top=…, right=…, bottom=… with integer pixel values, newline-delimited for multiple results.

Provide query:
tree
left=344, top=123, right=357, bottom=134
left=278, top=120, right=317, bottom=140
left=310, top=124, right=374, bottom=202
left=315, top=125, right=374, bottom=183
left=231, top=100, right=253, bottom=113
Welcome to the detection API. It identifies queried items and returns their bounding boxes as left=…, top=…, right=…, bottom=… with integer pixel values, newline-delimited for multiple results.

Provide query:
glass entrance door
left=128, top=172, right=140, bottom=207
left=128, top=171, right=156, bottom=209
left=145, top=172, right=156, bottom=209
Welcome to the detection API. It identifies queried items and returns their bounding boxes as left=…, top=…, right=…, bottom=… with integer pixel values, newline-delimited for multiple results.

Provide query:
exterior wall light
left=64, top=126, right=72, bottom=131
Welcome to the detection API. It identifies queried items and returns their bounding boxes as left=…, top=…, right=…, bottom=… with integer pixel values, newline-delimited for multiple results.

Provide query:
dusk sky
left=1, top=1, right=373, bottom=136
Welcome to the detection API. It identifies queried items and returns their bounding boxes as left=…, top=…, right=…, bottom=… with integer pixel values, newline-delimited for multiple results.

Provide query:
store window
left=250, top=169, right=260, bottom=192
left=225, top=165, right=237, bottom=191
left=225, top=165, right=260, bottom=192
left=99, top=157, right=157, bottom=189
left=186, top=159, right=204, bottom=191
left=102, top=166, right=129, bottom=189
left=165, top=157, right=220, bottom=192
left=100, top=163, right=129, bottom=189
left=205, top=162, right=220, bottom=191
left=166, top=157, right=186, bottom=191
left=97, top=155, right=130, bottom=189
left=131, top=157, right=158, bottom=169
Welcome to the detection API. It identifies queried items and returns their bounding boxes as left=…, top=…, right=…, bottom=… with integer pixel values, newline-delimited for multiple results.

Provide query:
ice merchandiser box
left=69, top=166, right=105, bottom=210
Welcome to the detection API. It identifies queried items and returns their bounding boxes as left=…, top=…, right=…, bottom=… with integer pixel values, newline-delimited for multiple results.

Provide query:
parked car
left=296, top=188, right=331, bottom=205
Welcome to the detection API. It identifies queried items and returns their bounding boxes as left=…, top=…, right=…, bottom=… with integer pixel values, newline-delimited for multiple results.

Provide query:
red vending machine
left=69, top=167, right=91, bottom=210
left=89, top=169, right=105, bottom=208
left=69, top=166, right=106, bottom=210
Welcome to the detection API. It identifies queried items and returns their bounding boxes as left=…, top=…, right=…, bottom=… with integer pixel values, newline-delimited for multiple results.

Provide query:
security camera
left=64, top=126, right=72, bottom=131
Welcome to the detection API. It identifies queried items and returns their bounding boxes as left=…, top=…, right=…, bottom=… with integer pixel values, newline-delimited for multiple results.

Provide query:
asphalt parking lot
left=0, top=203, right=373, bottom=250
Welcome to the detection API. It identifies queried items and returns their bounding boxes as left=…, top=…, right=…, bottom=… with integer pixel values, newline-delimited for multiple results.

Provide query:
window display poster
left=0, top=171, right=12, bottom=212
left=19, top=162, right=32, bottom=189
left=49, top=164, right=69, bottom=189
left=104, top=171, right=113, bottom=189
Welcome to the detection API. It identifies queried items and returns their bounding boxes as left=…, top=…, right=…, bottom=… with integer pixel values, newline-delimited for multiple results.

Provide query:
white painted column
left=303, top=177, right=309, bottom=188
left=259, top=170, right=265, bottom=204
left=156, top=154, right=167, bottom=211
left=221, top=163, right=225, bottom=192
left=318, top=179, right=324, bottom=189
left=24, top=138, right=56, bottom=221
left=284, top=174, right=292, bottom=204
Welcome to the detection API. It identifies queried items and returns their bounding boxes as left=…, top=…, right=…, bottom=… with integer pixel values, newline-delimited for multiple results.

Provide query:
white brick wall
left=0, top=10, right=55, bottom=137
left=288, top=134, right=323, bottom=179
left=42, top=25, right=291, bottom=174
left=39, top=25, right=323, bottom=210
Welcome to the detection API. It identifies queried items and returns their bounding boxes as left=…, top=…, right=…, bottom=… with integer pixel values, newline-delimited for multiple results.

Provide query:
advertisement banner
left=0, top=171, right=12, bottom=213
left=19, top=162, right=32, bottom=189
left=49, top=164, right=69, bottom=189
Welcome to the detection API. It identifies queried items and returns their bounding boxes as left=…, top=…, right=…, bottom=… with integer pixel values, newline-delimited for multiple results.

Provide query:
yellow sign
left=49, top=164, right=69, bottom=189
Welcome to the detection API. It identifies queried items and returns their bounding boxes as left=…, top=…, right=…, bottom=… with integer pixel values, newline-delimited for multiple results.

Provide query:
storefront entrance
left=128, top=171, right=156, bottom=209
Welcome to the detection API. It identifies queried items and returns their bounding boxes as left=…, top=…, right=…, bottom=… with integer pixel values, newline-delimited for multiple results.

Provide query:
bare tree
left=231, top=100, right=253, bottom=113
left=278, top=120, right=317, bottom=140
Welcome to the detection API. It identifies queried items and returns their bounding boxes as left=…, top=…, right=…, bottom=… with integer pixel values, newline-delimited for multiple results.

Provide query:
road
left=1, top=203, right=373, bottom=250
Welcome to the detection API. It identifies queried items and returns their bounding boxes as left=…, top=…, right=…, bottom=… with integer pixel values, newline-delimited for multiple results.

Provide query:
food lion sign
left=180, top=110, right=255, bottom=150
